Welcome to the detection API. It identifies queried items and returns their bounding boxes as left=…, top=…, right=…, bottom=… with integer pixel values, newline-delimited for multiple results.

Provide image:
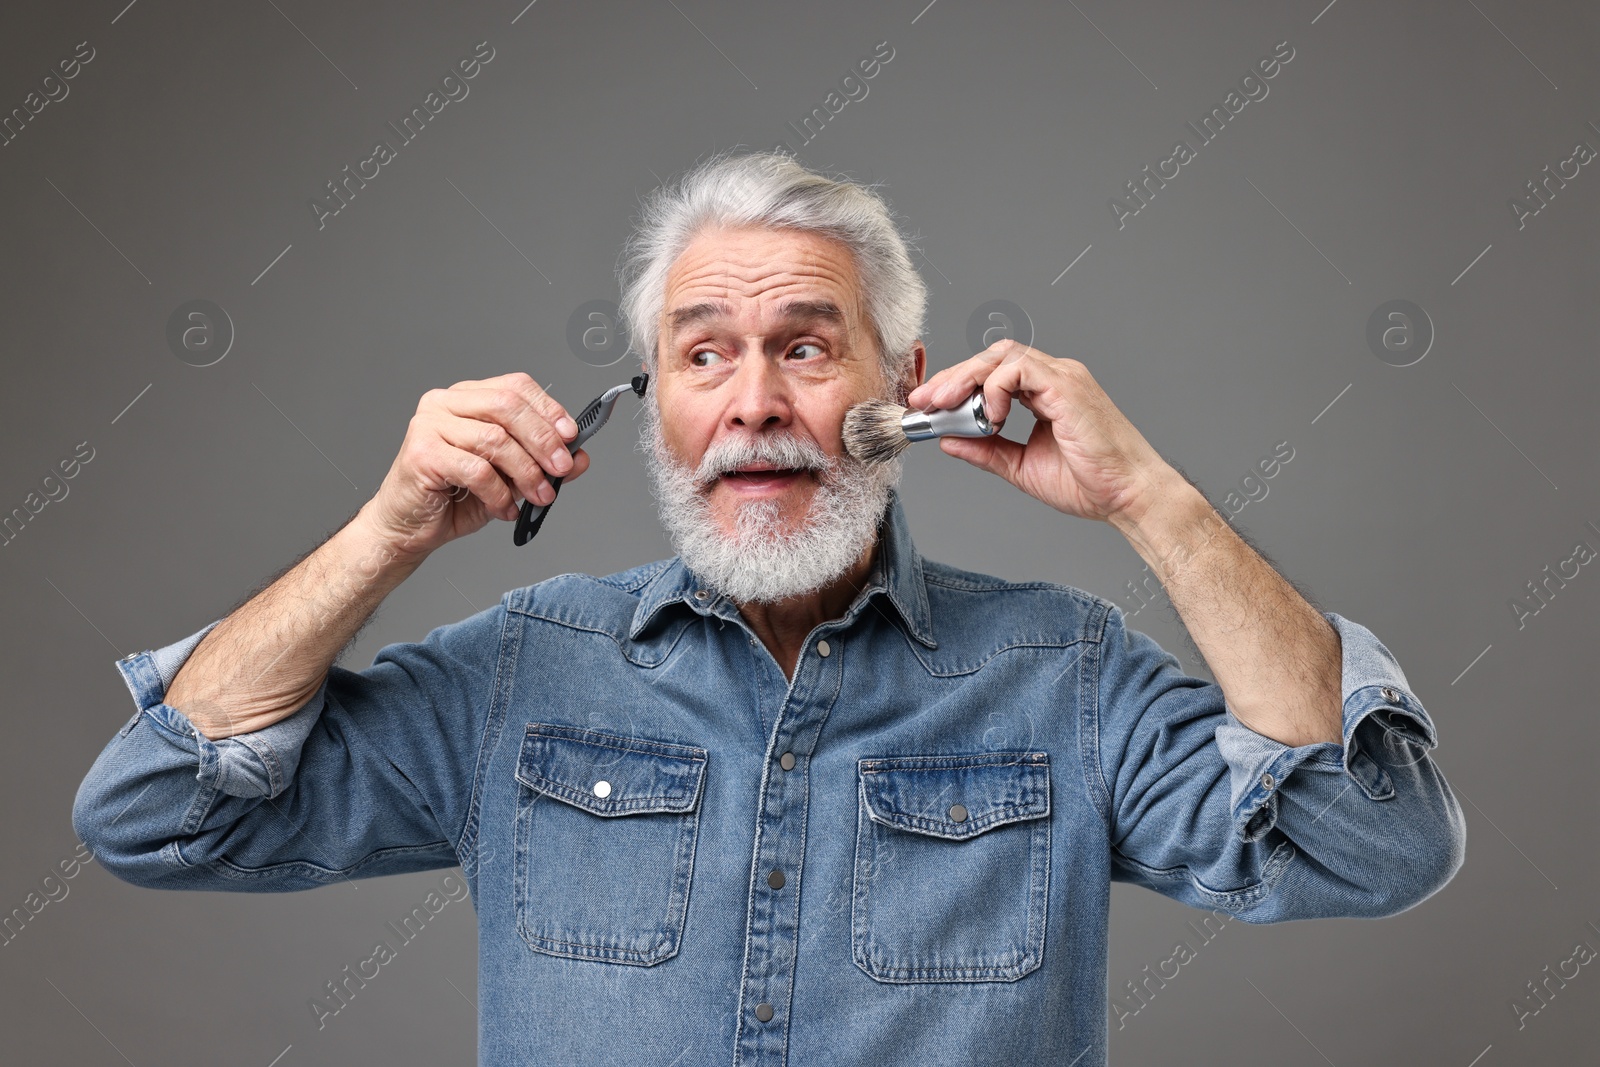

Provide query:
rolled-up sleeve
left=1099, top=606, right=1466, bottom=921
left=72, top=600, right=509, bottom=893
left=105, top=617, right=329, bottom=800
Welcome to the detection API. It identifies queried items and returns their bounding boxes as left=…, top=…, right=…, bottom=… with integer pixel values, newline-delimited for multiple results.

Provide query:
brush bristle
left=843, top=399, right=912, bottom=464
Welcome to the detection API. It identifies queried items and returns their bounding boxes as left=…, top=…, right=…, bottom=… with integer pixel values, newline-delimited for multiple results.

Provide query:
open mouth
left=720, top=466, right=810, bottom=491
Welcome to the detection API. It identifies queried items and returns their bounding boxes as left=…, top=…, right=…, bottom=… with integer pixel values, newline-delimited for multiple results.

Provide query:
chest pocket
left=852, top=751, right=1051, bottom=983
left=513, top=723, right=707, bottom=966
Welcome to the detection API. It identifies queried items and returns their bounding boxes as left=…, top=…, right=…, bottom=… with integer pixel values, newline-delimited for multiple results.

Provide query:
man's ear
left=893, top=341, right=927, bottom=405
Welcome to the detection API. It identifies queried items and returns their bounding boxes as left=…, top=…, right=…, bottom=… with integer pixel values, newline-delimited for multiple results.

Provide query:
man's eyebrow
left=773, top=299, right=846, bottom=327
left=666, top=299, right=847, bottom=338
left=667, top=301, right=729, bottom=335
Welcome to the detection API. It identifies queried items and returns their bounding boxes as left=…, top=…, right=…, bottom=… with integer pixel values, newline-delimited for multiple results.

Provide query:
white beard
left=638, top=397, right=902, bottom=605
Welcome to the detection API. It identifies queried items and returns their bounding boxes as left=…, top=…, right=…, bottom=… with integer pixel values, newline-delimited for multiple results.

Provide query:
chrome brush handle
left=902, top=389, right=1002, bottom=441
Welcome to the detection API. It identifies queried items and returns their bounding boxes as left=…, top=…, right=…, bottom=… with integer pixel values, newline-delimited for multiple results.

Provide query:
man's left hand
left=904, top=340, right=1180, bottom=527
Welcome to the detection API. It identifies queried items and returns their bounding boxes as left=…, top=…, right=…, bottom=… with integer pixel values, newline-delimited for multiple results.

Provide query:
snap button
left=779, top=752, right=796, bottom=771
left=755, top=1002, right=774, bottom=1022
left=694, top=590, right=710, bottom=601
left=1260, top=772, right=1275, bottom=791
left=768, top=869, right=786, bottom=890
left=817, top=639, right=832, bottom=658
left=948, top=803, right=968, bottom=823
left=1381, top=686, right=1399, bottom=703
left=592, top=780, right=612, bottom=799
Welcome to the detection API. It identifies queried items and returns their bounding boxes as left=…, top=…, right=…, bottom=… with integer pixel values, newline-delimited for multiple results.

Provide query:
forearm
left=1110, top=471, right=1341, bottom=747
left=165, top=501, right=430, bottom=740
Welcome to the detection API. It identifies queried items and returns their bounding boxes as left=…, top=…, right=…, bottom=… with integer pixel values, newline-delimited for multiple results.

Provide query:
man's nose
left=725, top=352, right=792, bottom=430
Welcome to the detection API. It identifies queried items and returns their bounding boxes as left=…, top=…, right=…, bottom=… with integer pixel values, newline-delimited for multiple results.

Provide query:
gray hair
left=616, top=150, right=928, bottom=388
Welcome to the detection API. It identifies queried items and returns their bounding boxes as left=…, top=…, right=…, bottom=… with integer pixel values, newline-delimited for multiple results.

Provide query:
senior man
left=75, top=151, right=1464, bottom=1066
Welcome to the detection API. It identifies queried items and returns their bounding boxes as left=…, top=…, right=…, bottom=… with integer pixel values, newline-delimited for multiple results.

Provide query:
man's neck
left=733, top=536, right=879, bottom=682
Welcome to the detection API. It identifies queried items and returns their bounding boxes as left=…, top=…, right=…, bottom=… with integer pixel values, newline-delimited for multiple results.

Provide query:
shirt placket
left=730, top=626, right=843, bottom=1067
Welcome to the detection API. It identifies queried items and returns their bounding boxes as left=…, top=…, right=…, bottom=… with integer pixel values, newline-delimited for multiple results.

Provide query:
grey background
left=2, top=0, right=1595, bottom=1064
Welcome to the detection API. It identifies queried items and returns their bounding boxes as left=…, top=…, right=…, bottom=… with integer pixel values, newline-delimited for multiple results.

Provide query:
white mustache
left=693, top=432, right=837, bottom=488
left=639, top=394, right=902, bottom=605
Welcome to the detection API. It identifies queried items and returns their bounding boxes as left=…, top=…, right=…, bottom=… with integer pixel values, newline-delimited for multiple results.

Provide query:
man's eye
left=689, top=349, right=724, bottom=367
left=789, top=342, right=824, bottom=360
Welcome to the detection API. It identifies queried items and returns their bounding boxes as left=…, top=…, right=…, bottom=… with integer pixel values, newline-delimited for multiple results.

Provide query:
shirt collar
left=627, top=488, right=937, bottom=648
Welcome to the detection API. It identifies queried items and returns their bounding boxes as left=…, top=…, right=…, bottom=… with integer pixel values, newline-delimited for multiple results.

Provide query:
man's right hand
left=357, top=371, right=591, bottom=562
left=163, top=371, right=590, bottom=740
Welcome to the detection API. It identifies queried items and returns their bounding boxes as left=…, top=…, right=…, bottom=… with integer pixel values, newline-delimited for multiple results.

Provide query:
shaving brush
left=842, top=388, right=1004, bottom=464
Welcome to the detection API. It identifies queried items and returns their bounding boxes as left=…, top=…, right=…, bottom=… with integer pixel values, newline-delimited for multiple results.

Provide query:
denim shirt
left=73, top=490, right=1465, bottom=1066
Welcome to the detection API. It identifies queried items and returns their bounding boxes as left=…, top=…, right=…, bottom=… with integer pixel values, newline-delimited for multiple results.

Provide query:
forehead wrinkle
left=667, top=284, right=858, bottom=340
left=668, top=230, right=856, bottom=295
left=671, top=258, right=854, bottom=296
left=668, top=294, right=856, bottom=346
left=662, top=229, right=868, bottom=348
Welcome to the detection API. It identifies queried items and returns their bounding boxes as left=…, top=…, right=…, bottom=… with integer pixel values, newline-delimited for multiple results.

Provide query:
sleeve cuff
left=113, top=619, right=328, bottom=800
left=1213, top=611, right=1439, bottom=842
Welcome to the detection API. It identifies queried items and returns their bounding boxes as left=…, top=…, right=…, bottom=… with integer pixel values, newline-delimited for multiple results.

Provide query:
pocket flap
left=516, top=723, right=707, bottom=817
left=859, top=752, right=1050, bottom=841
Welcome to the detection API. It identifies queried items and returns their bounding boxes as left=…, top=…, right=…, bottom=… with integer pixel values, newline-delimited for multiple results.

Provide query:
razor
left=512, top=374, right=649, bottom=545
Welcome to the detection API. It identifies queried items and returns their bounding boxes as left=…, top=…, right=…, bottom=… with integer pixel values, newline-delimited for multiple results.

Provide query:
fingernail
left=558, top=417, right=578, bottom=437
left=549, top=448, right=571, bottom=473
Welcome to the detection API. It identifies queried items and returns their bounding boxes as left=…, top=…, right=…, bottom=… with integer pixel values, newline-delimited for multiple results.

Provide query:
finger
left=971, top=347, right=1070, bottom=431
left=905, top=348, right=1006, bottom=411
left=457, top=372, right=580, bottom=440
left=920, top=347, right=1026, bottom=429
left=434, top=412, right=560, bottom=510
left=904, top=365, right=961, bottom=409
left=994, top=358, right=1117, bottom=450
left=979, top=357, right=1026, bottom=430
left=910, top=340, right=1044, bottom=415
left=429, top=441, right=521, bottom=521
left=565, top=447, right=591, bottom=483
left=938, top=432, right=1026, bottom=482
left=437, top=386, right=576, bottom=482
